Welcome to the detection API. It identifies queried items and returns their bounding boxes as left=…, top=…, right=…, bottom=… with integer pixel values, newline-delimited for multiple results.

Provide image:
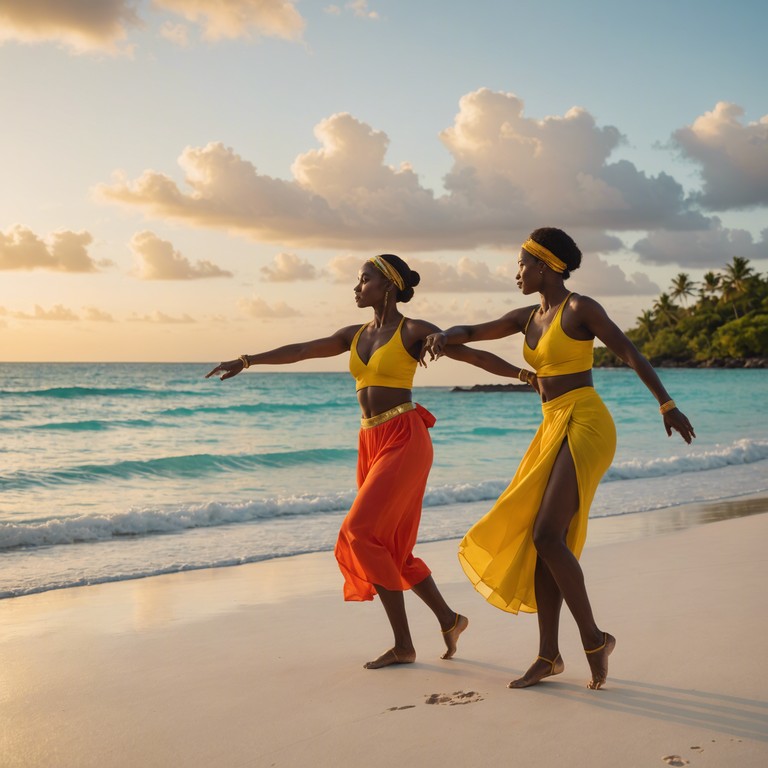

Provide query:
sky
left=1, top=0, right=766, bottom=384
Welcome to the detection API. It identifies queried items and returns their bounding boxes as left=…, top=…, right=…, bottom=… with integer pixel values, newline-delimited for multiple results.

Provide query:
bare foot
left=440, top=613, right=469, bottom=660
left=507, top=653, right=564, bottom=688
left=585, top=632, right=616, bottom=689
left=364, top=647, right=416, bottom=670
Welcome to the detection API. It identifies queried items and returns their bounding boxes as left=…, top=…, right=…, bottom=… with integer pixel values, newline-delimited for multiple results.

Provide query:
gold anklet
left=536, top=653, right=561, bottom=672
left=441, top=613, right=459, bottom=634
left=585, top=633, right=607, bottom=654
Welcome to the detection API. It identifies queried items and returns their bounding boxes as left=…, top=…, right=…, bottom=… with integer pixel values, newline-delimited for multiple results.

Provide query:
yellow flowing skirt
left=458, top=387, right=616, bottom=614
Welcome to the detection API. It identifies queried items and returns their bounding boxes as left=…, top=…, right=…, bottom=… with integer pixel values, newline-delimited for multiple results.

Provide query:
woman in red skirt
left=207, top=254, right=533, bottom=668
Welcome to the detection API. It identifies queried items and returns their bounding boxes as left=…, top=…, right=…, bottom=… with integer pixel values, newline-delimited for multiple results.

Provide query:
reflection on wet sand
left=587, top=494, right=767, bottom=547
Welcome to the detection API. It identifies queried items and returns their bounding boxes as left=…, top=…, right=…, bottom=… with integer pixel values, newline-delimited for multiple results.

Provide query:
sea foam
left=3, top=438, right=766, bottom=552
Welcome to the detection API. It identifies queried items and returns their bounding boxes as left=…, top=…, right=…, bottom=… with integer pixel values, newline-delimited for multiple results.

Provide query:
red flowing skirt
left=334, top=404, right=435, bottom=601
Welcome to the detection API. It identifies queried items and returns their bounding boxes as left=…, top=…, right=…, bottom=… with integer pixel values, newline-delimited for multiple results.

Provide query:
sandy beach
left=2, top=498, right=767, bottom=768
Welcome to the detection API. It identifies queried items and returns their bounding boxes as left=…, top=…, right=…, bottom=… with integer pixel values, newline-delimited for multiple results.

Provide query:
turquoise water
left=1, top=363, right=766, bottom=597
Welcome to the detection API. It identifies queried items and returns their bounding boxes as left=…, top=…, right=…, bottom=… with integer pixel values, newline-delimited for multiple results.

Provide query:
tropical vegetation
left=594, top=256, right=768, bottom=366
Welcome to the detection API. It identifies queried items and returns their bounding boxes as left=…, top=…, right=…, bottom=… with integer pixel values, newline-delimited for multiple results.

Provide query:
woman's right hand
left=205, top=359, right=245, bottom=381
left=421, top=332, right=447, bottom=364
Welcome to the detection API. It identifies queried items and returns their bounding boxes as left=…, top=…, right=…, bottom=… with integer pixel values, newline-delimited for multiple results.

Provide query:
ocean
left=1, top=363, right=766, bottom=599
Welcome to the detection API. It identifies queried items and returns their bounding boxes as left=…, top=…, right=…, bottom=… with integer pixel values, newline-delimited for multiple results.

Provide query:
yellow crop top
left=523, top=293, right=594, bottom=377
left=349, top=317, right=418, bottom=391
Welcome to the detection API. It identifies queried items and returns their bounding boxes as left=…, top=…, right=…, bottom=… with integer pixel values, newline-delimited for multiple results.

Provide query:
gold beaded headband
left=368, top=256, right=405, bottom=290
left=522, top=239, right=567, bottom=274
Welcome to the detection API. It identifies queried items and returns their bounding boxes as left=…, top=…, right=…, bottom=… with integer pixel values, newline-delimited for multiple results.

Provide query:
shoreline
left=2, top=496, right=768, bottom=766
left=2, top=491, right=766, bottom=602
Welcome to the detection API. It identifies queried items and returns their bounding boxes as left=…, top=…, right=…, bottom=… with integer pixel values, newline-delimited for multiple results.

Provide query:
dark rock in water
left=451, top=383, right=534, bottom=392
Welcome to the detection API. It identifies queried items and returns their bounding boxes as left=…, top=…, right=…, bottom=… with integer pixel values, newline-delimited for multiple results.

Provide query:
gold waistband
left=360, top=402, right=415, bottom=428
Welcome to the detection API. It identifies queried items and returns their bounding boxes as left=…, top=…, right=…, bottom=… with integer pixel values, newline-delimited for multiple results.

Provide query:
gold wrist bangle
left=659, top=399, right=676, bottom=414
left=239, top=355, right=250, bottom=369
left=518, top=368, right=530, bottom=383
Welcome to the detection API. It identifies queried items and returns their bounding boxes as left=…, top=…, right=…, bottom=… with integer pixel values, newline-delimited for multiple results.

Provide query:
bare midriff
left=538, top=369, right=594, bottom=403
left=357, top=386, right=413, bottom=419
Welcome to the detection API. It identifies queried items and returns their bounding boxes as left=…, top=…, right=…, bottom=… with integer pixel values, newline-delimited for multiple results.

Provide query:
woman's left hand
left=664, top=408, right=696, bottom=444
left=420, top=332, right=447, bottom=364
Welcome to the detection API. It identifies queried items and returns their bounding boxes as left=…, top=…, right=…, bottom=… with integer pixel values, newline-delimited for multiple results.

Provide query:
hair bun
left=409, top=270, right=421, bottom=288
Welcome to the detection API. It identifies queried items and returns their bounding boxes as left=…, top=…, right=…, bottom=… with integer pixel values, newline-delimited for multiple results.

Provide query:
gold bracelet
left=239, top=355, right=250, bottom=369
left=659, top=399, right=676, bottom=414
left=518, top=368, right=531, bottom=383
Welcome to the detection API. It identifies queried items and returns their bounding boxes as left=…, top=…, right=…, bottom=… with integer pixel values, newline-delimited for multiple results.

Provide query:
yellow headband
left=368, top=256, right=405, bottom=290
left=522, top=239, right=567, bottom=273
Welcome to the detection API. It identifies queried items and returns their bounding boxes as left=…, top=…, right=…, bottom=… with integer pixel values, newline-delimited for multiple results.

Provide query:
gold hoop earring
left=383, top=291, right=389, bottom=312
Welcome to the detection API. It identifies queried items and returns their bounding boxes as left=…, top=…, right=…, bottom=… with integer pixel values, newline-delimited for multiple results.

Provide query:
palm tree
left=721, top=256, right=755, bottom=318
left=699, top=271, right=720, bottom=303
left=635, top=309, right=656, bottom=340
left=670, top=273, right=696, bottom=307
left=653, top=293, right=679, bottom=327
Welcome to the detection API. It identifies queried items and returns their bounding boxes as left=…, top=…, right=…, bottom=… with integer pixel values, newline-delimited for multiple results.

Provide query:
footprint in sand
left=425, top=690, right=484, bottom=706
left=662, top=757, right=689, bottom=767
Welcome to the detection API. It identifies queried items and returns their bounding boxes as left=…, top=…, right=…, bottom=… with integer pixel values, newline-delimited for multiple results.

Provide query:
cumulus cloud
left=324, top=2, right=378, bottom=18
left=237, top=295, right=301, bottom=318
left=0, top=0, right=304, bottom=54
left=672, top=102, right=768, bottom=211
left=155, top=0, right=304, bottom=41
left=291, top=113, right=421, bottom=204
left=326, top=254, right=364, bottom=282
left=632, top=222, right=768, bottom=267
left=95, top=118, right=453, bottom=248
left=439, top=89, right=714, bottom=233
left=6, top=304, right=119, bottom=321
left=0, top=0, right=140, bottom=54
left=260, top=252, right=318, bottom=281
left=567, top=255, right=660, bottom=297
left=96, top=140, right=342, bottom=242
left=12, top=304, right=80, bottom=321
left=0, top=225, right=99, bottom=272
left=128, top=311, right=196, bottom=323
left=130, top=230, right=232, bottom=279
left=346, top=1, right=379, bottom=19
left=412, top=256, right=515, bottom=292
left=82, top=307, right=115, bottom=322
left=96, top=89, right=764, bottom=265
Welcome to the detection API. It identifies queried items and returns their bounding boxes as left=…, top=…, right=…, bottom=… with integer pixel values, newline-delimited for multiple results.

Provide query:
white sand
left=1, top=505, right=767, bottom=767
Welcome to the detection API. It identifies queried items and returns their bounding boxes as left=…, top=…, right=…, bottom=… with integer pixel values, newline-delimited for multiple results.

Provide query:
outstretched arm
left=421, top=307, right=533, bottom=363
left=205, top=326, right=356, bottom=381
left=444, top=345, right=538, bottom=392
left=577, top=297, right=696, bottom=443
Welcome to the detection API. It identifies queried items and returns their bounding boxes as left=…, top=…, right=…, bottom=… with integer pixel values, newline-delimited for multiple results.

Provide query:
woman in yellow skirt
left=423, top=227, right=696, bottom=689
